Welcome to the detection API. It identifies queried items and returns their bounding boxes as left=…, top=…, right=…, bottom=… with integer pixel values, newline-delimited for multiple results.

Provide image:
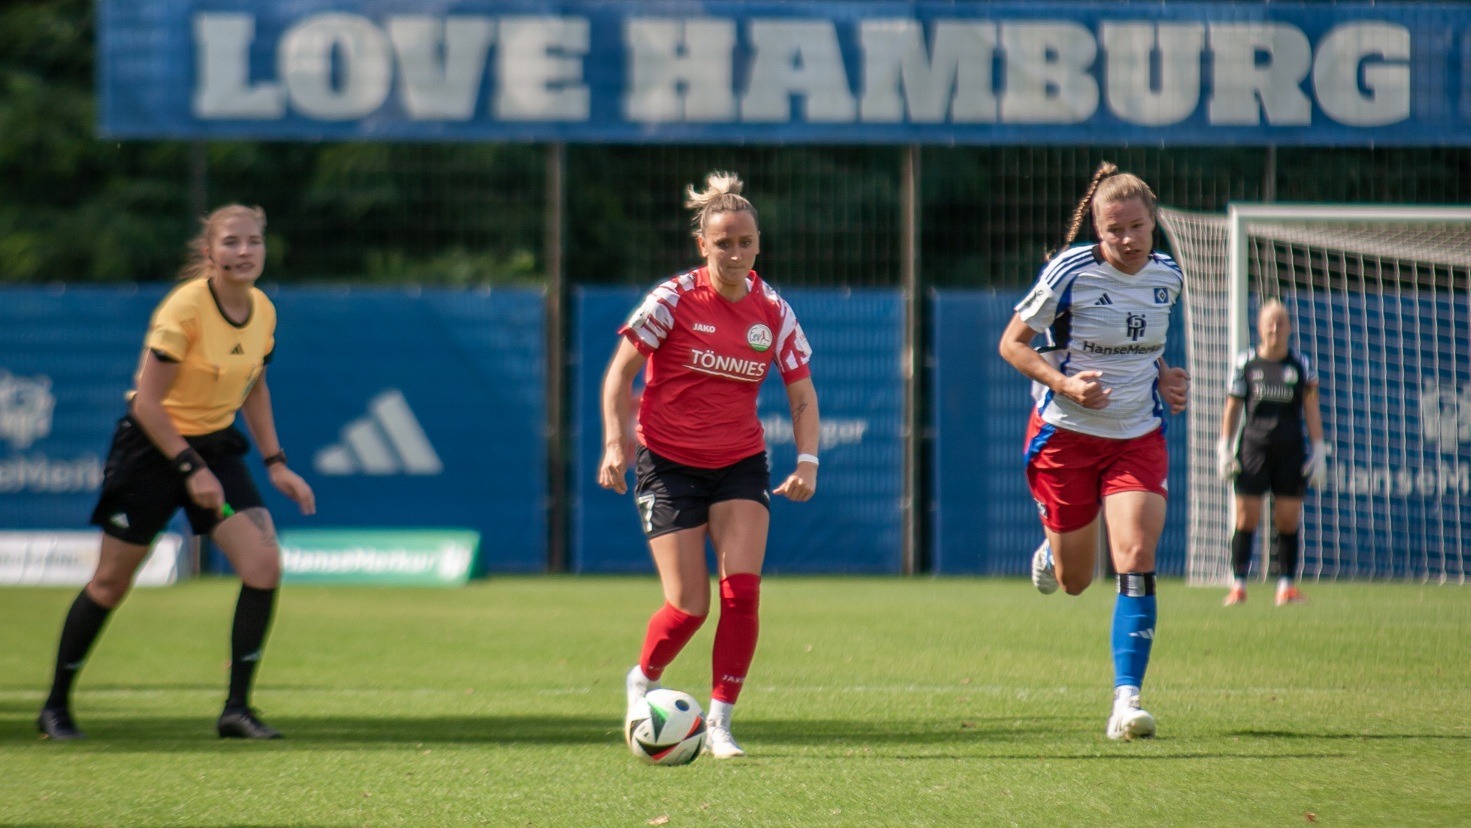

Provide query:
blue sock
left=1111, top=573, right=1157, bottom=689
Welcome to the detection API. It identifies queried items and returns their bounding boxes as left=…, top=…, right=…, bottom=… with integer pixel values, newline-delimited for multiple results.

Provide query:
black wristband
left=172, top=447, right=206, bottom=478
left=262, top=451, right=287, bottom=467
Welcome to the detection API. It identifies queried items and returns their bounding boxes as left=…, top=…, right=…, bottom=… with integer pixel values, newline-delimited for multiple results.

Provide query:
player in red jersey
left=599, top=171, right=819, bottom=759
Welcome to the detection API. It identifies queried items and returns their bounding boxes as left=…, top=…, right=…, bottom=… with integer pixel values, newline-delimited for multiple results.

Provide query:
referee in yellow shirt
left=38, top=204, right=315, bottom=741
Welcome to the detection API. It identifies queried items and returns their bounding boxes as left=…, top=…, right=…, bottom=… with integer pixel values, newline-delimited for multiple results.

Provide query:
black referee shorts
left=89, top=415, right=265, bottom=545
left=632, top=446, right=770, bottom=539
left=1234, top=438, right=1307, bottom=499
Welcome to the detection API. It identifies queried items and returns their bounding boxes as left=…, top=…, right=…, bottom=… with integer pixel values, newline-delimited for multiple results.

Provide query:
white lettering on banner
left=282, top=14, right=394, bottom=120
left=1208, top=23, right=1313, bottom=125
left=1332, top=462, right=1471, bottom=498
left=999, top=23, right=1098, bottom=124
left=741, top=20, right=858, bottom=122
left=624, top=19, right=737, bottom=122
left=761, top=415, right=869, bottom=447
left=859, top=20, right=998, bottom=123
left=389, top=16, right=497, bottom=120
left=1313, top=23, right=1410, bottom=126
left=0, top=454, right=104, bottom=494
left=494, top=17, right=590, bottom=121
left=193, top=14, right=286, bottom=117
left=190, top=13, right=1415, bottom=129
left=282, top=543, right=472, bottom=576
left=192, top=13, right=589, bottom=122
left=1101, top=23, right=1204, bottom=126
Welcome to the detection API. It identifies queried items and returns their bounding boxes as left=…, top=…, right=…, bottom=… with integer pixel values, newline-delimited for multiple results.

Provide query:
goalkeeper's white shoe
left=1106, top=692, right=1157, bottom=741
left=703, top=717, right=746, bottom=759
left=1031, top=540, right=1059, bottom=595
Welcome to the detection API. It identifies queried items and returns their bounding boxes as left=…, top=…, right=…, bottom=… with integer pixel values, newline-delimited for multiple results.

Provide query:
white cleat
left=1031, top=540, right=1059, bottom=595
left=624, top=666, right=657, bottom=729
left=1106, top=695, right=1157, bottom=741
left=703, top=718, right=746, bottom=759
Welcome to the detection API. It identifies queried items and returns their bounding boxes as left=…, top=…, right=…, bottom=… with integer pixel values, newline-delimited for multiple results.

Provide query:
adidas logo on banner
left=314, top=389, right=443, bottom=476
left=1095, top=293, right=1114, bottom=306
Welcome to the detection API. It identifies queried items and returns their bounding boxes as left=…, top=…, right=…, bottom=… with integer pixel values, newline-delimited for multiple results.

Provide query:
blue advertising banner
left=101, top=1, right=1465, bottom=146
left=1299, top=291, right=1471, bottom=581
left=929, top=291, right=1188, bottom=576
left=572, top=286, right=903, bottom=574
left=0, top=287, right=546, bottom=574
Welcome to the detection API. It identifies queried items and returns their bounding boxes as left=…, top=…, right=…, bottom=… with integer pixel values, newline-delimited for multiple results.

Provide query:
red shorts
left=1024, top=409, right=1169, bottom=534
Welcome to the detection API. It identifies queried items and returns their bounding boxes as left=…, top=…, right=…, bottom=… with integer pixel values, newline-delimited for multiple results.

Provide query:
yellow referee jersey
left=131, top=278, right=277, bottom=435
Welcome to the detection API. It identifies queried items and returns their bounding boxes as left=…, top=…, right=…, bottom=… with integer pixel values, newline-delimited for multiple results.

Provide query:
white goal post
left=1159, top=204, right=1471, bottom=586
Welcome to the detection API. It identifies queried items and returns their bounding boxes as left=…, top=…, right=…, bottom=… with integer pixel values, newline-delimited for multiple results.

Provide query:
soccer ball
left=626, top=688, right=706, bottom=766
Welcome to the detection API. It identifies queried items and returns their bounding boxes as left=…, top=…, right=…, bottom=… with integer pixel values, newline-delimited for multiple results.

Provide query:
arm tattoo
left=791, top=402, right=809, bottom=425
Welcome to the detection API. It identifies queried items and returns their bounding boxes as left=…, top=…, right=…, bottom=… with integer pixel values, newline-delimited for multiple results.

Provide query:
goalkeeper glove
left=1217, top=437, right=1239, bottom=481
left=1302, top=440, right=1328, bottom=488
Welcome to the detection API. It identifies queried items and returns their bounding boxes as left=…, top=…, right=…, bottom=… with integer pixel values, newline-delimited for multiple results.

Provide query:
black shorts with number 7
left=632, top=446, right=770, bottom=539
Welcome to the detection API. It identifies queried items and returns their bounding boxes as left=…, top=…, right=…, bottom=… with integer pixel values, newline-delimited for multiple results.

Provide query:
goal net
left=1158, top=205, right=1471, bottom=586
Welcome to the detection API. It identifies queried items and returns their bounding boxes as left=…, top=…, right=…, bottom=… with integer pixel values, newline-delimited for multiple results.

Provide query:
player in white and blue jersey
left=1000, top=162, right=1189, bottom=741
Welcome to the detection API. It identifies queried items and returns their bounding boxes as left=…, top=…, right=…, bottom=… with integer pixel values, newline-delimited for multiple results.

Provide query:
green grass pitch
left=1, top=577, right=1468, bottom=826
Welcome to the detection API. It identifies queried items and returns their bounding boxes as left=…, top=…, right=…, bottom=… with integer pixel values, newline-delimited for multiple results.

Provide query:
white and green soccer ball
left=626, top=688, right=706, bottom=766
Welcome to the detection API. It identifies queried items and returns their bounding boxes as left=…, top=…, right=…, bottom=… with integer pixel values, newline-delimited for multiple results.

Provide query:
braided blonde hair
left=176, top=204, right=267, bottom=281
left=1046, top=162, right=1157, bottom=262
left=685, top=171, right=757, bottom=238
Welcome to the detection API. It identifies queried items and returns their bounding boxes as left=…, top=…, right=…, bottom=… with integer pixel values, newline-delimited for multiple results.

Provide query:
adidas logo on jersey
left=1095, top=293, right=1114, bottom=306
left=230, top=343, right=245, bottom=355
left=109, top=512, right=130, bottom=529
left=314, top=389, right=442, bottom=476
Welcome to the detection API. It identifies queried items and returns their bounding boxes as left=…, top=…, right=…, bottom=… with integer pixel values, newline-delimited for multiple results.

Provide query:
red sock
left=711, top=574, right=761, bottom=704
left=639, top=602, right=706, bottom=682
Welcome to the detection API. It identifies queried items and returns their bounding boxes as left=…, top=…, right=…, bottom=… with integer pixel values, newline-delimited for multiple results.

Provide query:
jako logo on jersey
left=314, top=389, right=443, bottom=475
left=1095, top=293, right=1113, bottom=306
left=693, top=323, right=717, bottom=334
left=1126, top=313, right=1147, bottom=341
left=0, top=369, right=55, bottom=451
left=746, top=324, right=773, bottom=353
left=687, top=348, right=767, bottom=382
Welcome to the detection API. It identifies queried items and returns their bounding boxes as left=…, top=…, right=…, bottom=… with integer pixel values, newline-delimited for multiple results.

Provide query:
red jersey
left=620, top=267, right=813, bottom=468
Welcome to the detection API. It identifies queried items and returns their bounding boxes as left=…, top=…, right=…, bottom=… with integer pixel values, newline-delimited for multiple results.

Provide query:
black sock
left=1230, top=530, right=1255, bottom=580
left=45, top=589, right=113, bottom=711
left=1275, top=532, right=1300, bottom=581
left=226, top=586, right=277, bottom=710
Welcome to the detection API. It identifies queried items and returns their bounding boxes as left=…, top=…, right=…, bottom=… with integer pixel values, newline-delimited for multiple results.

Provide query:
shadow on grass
left=8, top=714, right=1087, bottom=753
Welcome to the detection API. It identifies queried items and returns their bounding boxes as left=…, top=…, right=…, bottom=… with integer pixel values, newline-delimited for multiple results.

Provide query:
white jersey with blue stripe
left=1013, top=245, right=1184, bottom=439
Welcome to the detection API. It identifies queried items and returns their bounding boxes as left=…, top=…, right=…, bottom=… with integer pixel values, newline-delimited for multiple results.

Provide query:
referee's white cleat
left=1031, top=540, right=1059, bottom=595
left=703, top=717, right=746, bottom=759
left=1106, top=693, right=1156, bottom=741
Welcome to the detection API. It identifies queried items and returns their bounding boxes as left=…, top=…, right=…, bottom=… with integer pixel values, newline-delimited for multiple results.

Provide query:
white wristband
left=797, top=453, right=820, bottom=467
